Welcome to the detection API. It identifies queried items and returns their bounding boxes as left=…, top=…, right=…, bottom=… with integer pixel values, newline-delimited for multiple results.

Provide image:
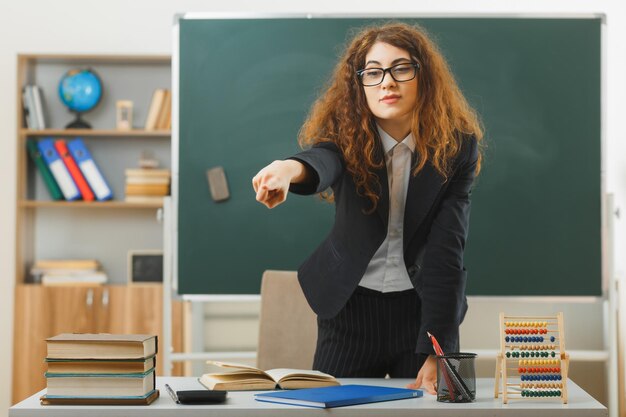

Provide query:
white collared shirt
left=358, top=125, right=415, bottom=292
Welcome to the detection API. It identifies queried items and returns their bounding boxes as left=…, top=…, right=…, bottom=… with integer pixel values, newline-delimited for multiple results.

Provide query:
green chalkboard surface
left=177, top=17, right=601, bottom=296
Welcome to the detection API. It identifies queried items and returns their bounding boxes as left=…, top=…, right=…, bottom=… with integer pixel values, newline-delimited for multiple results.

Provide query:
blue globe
left=58, top=68, right=102, bottom=113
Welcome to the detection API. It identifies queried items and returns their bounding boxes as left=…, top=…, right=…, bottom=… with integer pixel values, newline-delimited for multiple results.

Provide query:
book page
left=265, top=368, right=336, bottom=383
left=207, top=361, right=267, bottom=375
left=199, top=373, right=276, bottom=391
left=203, top=371, right=271, bottom=382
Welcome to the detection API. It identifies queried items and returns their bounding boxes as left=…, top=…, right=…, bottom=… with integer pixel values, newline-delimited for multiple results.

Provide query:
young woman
left=252, top=22, right=483, bottom=394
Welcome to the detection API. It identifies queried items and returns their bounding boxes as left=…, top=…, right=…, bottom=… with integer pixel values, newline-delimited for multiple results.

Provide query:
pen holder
left=436, top=352, right=477, bottom=403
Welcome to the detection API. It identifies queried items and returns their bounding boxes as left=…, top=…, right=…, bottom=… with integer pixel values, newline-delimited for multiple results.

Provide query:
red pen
left=427, top=331, right=445, bottom=356
left=428, top=331, right=456, bottom=399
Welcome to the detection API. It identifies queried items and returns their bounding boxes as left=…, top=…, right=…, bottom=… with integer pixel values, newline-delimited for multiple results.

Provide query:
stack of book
left=27, top=137, right=113, bottom=202
left=41, top=334, right=159, bottom=405
left=124, top=168, right=170, bottom=204
left=22, top=85, right=46, bottom=130
left=31, top=259, right=108, bottom=286
left=144, top=88, right=171, bottom=131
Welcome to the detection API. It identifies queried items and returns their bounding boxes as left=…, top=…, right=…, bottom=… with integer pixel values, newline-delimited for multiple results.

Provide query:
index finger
left=256, top=186, right=268, bottom=203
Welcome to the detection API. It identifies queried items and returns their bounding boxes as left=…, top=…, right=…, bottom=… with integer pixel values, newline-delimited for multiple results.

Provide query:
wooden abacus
left=494, top=312, right=569, bottom=404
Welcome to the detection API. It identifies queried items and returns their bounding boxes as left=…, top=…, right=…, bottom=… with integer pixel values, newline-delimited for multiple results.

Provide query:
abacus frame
left=494, top=312, right=569, bottom=404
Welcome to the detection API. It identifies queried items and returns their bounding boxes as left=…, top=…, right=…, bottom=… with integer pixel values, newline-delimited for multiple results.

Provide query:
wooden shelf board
left=18, top=54, right=171, bottom=65
left=19, top=200, right=163, bottom=209
left=21, top=129, right=171, bottom=137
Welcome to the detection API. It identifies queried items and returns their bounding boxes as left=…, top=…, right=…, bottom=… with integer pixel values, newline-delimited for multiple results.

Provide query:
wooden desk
left=10, top=377, right=607, bottom=417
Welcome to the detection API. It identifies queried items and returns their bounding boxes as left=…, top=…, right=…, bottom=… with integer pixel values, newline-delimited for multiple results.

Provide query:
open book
left=199, top=361, right=340, bottom=391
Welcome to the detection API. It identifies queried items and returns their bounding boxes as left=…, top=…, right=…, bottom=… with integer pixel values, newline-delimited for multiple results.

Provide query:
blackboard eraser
left=207, top=166, right=230, bottom=202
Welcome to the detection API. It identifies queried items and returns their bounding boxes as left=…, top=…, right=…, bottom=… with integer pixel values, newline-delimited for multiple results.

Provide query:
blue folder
left=67, top=138, right=113, bottom=201
left=254, top=384, right=423, bottom=408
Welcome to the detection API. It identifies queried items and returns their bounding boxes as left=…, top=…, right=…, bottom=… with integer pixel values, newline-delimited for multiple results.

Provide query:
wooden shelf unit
left=13, top=53, right=185, bottom=404
left=15, top=53, right=173, bottom=283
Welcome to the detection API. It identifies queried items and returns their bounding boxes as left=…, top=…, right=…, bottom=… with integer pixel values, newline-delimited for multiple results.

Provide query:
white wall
left=2, top=1, right=626, bottom=416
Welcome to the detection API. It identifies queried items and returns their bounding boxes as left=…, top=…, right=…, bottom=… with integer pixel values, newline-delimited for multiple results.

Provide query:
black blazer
left=289, top=134, right=478, bottom=355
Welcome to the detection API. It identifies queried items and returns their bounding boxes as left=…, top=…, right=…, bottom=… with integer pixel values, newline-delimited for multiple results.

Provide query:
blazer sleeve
left=286, top=141, right=345, bottom=195
left=414, top=135, right=478, bottom=355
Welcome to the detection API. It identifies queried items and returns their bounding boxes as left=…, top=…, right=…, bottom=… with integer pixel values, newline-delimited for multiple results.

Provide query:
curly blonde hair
left=298, top=22, right=483, bottom=211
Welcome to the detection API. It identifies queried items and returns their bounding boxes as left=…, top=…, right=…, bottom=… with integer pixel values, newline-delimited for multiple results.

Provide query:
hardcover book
left=199, top=361, right=339, bottom=391
left=45, top=369, right=155, bottom=397
left=144, top=89, right=165, bottom=130
left=254, top=384, right=423, bottom=408
left=46, top=356, right=156, bottom=374
left=33, top=259, right=100, bottom=270
left=46, top=334, right=157, bottom=360
left=40, top=389, right=159, bottom=405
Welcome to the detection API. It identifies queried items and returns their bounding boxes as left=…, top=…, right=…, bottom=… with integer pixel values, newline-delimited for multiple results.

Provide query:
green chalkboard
left=177, top=17, right=601, bottom=296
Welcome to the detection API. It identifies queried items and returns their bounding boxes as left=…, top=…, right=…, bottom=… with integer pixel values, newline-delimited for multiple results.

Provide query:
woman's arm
left=415, top=135, right=479, bottom=354
left=407, top=135, right=478, bottom=394
left=287, top=141, right=345, bottom=195
left=252, top=141, right=344, bottom=208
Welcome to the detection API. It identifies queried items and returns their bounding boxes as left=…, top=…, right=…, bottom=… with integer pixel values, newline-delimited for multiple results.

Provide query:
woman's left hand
left=406, top=355, right=437, bottom=394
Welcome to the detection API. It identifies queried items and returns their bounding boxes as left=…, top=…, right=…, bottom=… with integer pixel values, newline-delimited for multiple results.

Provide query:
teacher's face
left=361, top=42, right=418, bottom=131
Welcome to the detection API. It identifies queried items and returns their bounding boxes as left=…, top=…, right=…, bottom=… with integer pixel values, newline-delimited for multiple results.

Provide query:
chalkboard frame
left=171, top=13, right=606, bottom=298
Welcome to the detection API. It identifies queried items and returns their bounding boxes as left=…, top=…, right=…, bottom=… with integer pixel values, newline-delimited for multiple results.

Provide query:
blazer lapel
left=403, top=159, right=445, bottom=248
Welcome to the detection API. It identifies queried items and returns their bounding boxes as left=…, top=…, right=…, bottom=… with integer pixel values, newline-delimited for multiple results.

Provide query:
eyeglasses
left=356, top=62, right=420, bottom=87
